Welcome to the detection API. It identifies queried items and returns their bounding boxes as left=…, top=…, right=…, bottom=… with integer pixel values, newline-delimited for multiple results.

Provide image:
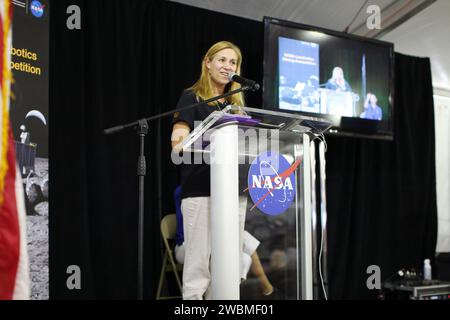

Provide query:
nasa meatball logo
left=247, top=151, right=301, bottom=216
left=30, top=1, right=45, bottom=18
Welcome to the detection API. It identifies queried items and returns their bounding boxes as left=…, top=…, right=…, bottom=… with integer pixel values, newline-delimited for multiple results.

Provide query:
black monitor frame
left=262, top=17, right=395, bottom=141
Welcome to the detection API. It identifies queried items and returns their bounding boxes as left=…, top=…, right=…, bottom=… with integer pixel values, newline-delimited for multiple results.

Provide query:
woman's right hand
left=171, top=121, right=190, bottom=154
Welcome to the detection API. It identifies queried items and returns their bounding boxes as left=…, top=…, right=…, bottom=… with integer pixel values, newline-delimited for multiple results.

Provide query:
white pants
left=175, top=230, right=260, bottom=281
left=181, top=196, right=247, bottom=300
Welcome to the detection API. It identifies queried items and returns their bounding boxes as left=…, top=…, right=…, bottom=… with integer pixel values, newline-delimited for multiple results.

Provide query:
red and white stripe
left=0, top=0, right=30, bottom=300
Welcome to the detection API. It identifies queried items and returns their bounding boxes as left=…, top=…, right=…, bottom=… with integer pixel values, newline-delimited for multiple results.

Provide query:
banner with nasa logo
left=10, top=0, right=49, bottom=300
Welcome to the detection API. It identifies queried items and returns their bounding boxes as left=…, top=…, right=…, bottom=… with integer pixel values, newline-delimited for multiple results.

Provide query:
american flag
left=0, top=0, right=29, bottom=300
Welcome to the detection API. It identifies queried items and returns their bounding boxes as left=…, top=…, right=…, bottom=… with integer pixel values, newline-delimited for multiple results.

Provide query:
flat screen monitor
left=263, top=17, right=395, bottom=140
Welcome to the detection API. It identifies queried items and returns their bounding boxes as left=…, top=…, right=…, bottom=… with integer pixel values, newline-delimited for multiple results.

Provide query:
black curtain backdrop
left=326, top=53, right=437, bottom=299
left=50, top=0, right=436, bottom=299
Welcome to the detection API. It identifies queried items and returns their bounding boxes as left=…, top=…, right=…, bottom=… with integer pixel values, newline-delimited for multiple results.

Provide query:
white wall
left=434, top=90, right=450, bottom=252
left=380, top=0, right=450, bottom=253
left=381, top=0, right=450, bottom=92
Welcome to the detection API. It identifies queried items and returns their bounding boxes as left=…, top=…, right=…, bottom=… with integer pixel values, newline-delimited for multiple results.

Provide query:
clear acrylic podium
left=180, top=105, right=331, bottom=300
left=318, top=88, right=359, bottom=117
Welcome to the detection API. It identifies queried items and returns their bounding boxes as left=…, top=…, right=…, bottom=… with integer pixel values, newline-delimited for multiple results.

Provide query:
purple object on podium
left=212, top=113, right=261, bottom=127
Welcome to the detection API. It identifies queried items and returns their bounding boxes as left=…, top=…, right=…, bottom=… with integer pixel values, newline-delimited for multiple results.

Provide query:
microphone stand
left=103, top=85, right=255, bottom=300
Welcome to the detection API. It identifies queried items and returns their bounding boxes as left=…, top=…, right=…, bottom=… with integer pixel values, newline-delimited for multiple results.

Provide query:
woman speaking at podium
left=325, top=66, right=352, bottom=92
left=171, top=41, right=246, bottom=300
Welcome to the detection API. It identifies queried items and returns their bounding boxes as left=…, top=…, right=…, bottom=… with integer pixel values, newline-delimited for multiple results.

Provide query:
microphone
left=228, top=72, right=260, bottom=91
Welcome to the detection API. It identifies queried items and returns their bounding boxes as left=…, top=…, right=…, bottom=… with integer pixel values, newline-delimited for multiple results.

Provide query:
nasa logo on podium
left=246, top=151, right=301, bottom=216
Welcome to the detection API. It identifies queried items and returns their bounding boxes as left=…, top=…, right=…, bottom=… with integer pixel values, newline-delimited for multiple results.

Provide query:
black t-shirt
left=172, top=90, right=228, bottom=199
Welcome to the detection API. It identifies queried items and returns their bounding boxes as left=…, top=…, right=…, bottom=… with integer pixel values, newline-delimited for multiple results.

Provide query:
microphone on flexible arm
left=228, top=72, right=260, bottom=91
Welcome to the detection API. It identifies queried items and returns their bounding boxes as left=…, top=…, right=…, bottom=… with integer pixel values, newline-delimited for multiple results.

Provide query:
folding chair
left=156, top=214, right=183, bottom=299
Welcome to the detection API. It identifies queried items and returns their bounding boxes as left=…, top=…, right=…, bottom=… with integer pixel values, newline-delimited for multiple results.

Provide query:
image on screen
left=263, top=17, right=394, bottom=139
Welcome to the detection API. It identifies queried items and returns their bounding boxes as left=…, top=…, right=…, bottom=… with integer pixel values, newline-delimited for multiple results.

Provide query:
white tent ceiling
left=380, top=0, right=450, bottom=92
left=170, top=0, right=450, bottom=92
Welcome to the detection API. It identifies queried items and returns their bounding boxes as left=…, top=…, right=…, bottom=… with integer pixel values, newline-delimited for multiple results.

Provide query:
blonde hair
left=190, top=41, right=245, bottom=107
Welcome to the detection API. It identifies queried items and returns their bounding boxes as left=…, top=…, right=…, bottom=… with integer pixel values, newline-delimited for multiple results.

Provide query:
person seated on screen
left=301, top=76, right=320, bottom=107
left=325, top=66, right=352, bottom=92
left=360, top=93, right=382, bottom=120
